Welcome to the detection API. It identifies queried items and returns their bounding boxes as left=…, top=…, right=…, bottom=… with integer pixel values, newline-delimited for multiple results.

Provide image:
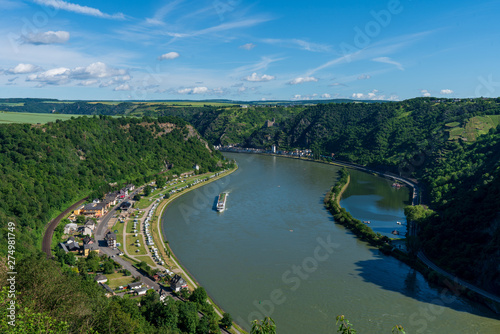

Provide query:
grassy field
left=111, top=220, right=125, bottom=248
left=106, top=272, right=135, bottom=289
left=446, top=115, right=500, bottom=141
left=135, top=255, right=157, bottom=267
left=126, top=234, right=147, bottom=255
left=126, top=220, right=139, bottom=234
left=0, top=102, right=25, bottom=107
left=0, top=111, right=86, bottom=124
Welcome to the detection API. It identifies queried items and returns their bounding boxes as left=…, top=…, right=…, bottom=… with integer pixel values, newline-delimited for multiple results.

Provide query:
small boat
left=396, top=221, right=402, bottom=225
left=363, top=220, right=371, bottom=224
left=392, top=182, right=403, bottom=188
left=391, top=230, right=400, bottom=235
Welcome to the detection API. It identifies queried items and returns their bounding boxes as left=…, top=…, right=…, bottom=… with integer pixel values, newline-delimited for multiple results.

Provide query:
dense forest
left=0, top=115, right=223, bottom=257
left=0, top=254, right=225, bottom=333
left=418, top=128, right=500, bottom=295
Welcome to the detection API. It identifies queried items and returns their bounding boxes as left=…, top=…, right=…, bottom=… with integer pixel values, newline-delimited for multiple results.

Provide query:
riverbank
left=152, top=166, right=246, bottom=334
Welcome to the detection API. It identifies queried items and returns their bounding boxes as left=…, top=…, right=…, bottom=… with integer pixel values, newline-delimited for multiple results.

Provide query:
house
left=159, top=289, right=169, bottom=302
left=66, top=241, right=80, bottom=252
left=170, top=275, right=188, bottom=292
left=79, top=226, right=93, bottom=236
left=104, top=191, right=119, bottom=206
left=59, top=242, right=69, bottom=253
left=105, top=231, right=117, bottom=248
left=94, top=274, right=108, bottom=284
left=82, top=236, right=94, bottom=245
left=64, top=223, right=78, bottom=234
left=135, top=287, right=149, bottom=296
left=85, top=220, right=95, bottom=230
left=81, top=202, right=106, bottom=217
left=127, top=282, right=143, bottom=290
left=99, top=283, right=115, bottom=297
left=120, top=201, right=132, bottom=211
left=82, top=243, right=99, bottom=257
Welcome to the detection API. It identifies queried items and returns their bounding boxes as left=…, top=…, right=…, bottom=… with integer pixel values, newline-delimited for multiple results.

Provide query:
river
left=162, top=153, right=500, bottom=333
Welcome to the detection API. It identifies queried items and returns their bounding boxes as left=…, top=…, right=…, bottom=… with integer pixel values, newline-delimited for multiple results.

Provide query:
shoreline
left=152, top=165, right=246, bottom=334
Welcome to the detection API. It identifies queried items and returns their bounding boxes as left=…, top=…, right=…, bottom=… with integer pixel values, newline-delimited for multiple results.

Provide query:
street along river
left=162, top=153, right=500, bottom=333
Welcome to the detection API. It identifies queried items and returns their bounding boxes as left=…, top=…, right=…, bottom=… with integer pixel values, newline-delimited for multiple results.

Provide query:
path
left=42, top=197, right=88, bottom=258
left=418, top=251, right=500, bottom=306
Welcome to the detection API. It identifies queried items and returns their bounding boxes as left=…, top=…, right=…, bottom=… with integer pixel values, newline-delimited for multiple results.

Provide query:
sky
left=1, top=0, right=500, bottom=101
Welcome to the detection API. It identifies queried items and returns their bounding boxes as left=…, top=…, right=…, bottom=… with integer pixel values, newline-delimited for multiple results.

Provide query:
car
left=111, top=255, right=115, bottom=258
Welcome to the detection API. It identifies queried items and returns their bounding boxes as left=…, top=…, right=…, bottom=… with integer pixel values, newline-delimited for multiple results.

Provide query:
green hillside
left=0, top=116, right=223, bottom=257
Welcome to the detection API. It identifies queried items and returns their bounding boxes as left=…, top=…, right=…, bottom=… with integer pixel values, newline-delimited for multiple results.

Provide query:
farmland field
left=446, top=115, right=500, bottom=141
left=0, top=111, right=87, bottom=124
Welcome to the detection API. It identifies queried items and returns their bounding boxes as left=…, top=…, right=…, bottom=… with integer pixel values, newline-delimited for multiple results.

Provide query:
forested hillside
left=154, top=105, right=304, bottom=145
left=248, top=98, right=500, bottom=170
left=419, top=128, right=500, bottom=295
left=0, top=115, right=223, bottom=256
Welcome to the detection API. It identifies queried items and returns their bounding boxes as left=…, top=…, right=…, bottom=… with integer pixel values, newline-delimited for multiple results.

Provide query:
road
left=42, top=197, right=88, bottom=258
left=418, top=251, right=500, bottom=305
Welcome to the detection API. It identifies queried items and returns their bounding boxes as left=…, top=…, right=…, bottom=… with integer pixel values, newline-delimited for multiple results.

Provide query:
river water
left=162, top=153, right=500, bottom=333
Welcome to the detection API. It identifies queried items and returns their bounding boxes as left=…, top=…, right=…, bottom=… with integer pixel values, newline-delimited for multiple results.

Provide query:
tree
left=220, top=312, right=232, bottom=329
left=144, top=185, right=152, bottom=197
left=251, top=317, right=276, bottom=334
left=133, top=194, right=141, bottom=201
left=156, top=177, right=166, bottom=188
left=103, top=261, right=115, bottom=274
left=177, top=301, right=198, bottom=334
left=189, top=287, right=208, bottom=307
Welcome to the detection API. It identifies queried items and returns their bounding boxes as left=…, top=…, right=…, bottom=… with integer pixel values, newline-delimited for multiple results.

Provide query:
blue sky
left=1, top=0, right=500, bottom=101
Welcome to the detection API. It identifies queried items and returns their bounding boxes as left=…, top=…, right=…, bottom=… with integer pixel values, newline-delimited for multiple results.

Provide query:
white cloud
left=71, top=62, right=128, bottom=80
left=176, top=86, right=209, bottom=94
left=292, top=93, right=318, bottom=100
left=23, top=31, right=69, bottom=44
left=321, top=93, right=332, bottom=98
left=79, top=79, right=98, bottom=86
left=351, top=89, right=399, bottom=101
left=33, top=0, right=124, bottom=19
left=440, top=89, right=454, bottom=95
left=240, top=43, right=256, bottom=50
left=421, top=89, right=431, bottom=97
left=372, top=57, right=404, bottom=71
left=158, top=52, right=180, bottom=60
left=243, top=72, right=275, bottom=82
left=193, top=86, right=208, bottom=94
left=27, top=67, right=71, bottom=85
left=6, top=63, right=41, bottom=74
left=25, top=62, right=130, bottom=88
left=114, top=84, right=131, bottom=91
left=288, top=76, right=318, bottom=85
left=357, top=74, right=371, bottom=80
left=330, top=82, right=347, bottom=87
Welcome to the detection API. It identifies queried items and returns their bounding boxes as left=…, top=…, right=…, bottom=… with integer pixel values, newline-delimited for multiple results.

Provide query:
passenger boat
left=217, top=193, right=228, bottom=212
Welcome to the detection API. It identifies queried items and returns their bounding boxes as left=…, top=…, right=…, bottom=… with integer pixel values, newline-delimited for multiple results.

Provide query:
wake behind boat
left=217, top=192, right=228, bottom=212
